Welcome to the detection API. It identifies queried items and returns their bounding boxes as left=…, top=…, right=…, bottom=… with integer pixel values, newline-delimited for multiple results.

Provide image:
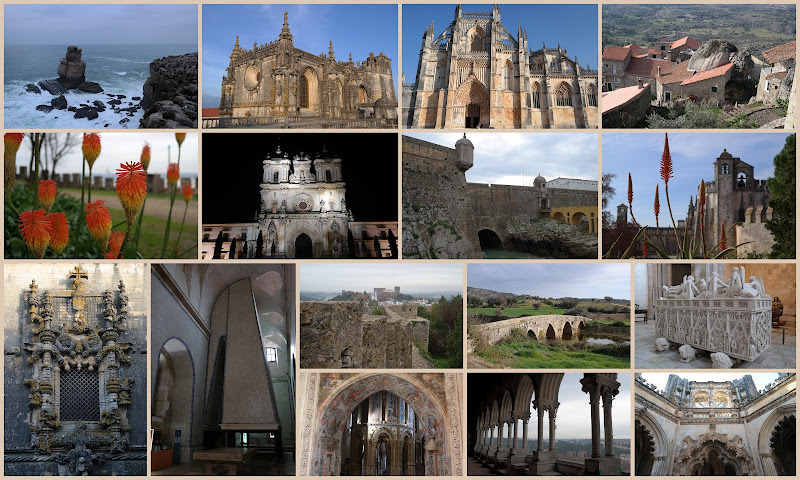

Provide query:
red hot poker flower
left=175, top=133, right=187, bottom=147
left=85, top=200, right=112, bottom=251
left=720, top=223, right=727, bottom=250
left=167, top=163, right=179, bottom=186
left=654, top=185, right=660, bottom=220
left=5, top=133, right=24, bottom=193
left=107, top=231, right=125, bottom=259
left=140, top=143, right=152, bottom=171
left=46, top=212, right=69, bottom=255
left=82, top=133, right=102, bottom=167
left=182, top=183, right=193, bottom=203
left=660, top=133, right=673, bottom=184
left=39, top=179, right=57, bottom=211
left=116, top=162, right=148, bottom=224
left=19, top=209, right=50, bottom=258
left=627, top=173, right=633, bottom=207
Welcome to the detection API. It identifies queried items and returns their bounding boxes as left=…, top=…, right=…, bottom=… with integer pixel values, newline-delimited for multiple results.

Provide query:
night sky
left=202, top=133, right=398, bottom=224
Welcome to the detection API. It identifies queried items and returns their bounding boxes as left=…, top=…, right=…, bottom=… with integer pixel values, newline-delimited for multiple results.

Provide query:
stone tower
left=455, top=134, right=474, bottom=171
left=616, top=203, right=628, bottom=226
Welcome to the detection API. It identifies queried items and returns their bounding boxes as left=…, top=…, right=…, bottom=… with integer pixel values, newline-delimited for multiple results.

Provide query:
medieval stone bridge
left=471, top=315, right=591, bottom=345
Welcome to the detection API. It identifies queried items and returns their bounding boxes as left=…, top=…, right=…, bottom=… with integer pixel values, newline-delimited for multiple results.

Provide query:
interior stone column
left=521, top=413, right=530, bottom=452
left=581, top=378, right=602, bottom=458
left=509, top=416, right=517, bottom=453
left=536, top=401, right=545, bottom=451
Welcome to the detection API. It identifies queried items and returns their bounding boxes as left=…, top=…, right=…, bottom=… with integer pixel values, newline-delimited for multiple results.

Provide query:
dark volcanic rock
left=26, top=83, right=41, bottom=94
left=78, top=81, right=104, bottom=93
left=57, top=46, right=86, bottom=88
left=140, top=52, right=198, bottom=128
left=68, top=106, right=78, bottom=112
left=38, top=79, right=69, bottom=95
left=51, top=95, right=68, bottom=110
left=36, top=105, right=54, bottom=113
left=108, top=99, right=122, bottom=106
left=93, top=100, right=107, bottom=111
left=132, top=96, right=141, bottom=101
left=74, top=106, right=99, bottom=120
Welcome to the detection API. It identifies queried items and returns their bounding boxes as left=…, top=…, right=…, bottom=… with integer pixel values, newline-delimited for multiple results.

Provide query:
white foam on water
left=114, top=71, right=128, bottom=76
left=4, top=81, right=145, bottom=129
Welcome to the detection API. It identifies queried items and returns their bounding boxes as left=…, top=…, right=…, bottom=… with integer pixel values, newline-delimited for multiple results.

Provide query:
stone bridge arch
left=471, top=315, right=590, bottom=345
left=549, top=206, right=598, bottom=234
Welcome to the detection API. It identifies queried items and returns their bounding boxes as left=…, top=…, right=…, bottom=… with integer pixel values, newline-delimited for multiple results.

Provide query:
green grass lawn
left=475, top=341, right=630, bottom=369
left=61, top=187, right=188, bottom=201
left=108, top=207, right=197, bottom=259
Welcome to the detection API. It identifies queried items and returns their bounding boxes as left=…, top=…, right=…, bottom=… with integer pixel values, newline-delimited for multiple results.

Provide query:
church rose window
left=60, top=368, right=100, bottom=421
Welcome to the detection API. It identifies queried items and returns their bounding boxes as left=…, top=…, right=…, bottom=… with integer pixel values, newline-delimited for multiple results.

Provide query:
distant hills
left=300, top=291, right=462, bottom=301
left=467, top=286, right=628, bottom=304
left=603, top=4, right=796, bottom=57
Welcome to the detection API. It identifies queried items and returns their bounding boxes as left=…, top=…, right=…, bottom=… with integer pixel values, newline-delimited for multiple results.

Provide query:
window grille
left=265, top=347, right=277, bottom=362
left=60, top=368, right=100, bottom=421
left=531, top=84, right=541, bottom=108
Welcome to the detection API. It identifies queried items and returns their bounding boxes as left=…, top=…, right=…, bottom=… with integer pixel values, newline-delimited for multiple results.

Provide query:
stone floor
left=152, top=451, right=295, bottom=476
left=635, top=321, right=796, bottom=369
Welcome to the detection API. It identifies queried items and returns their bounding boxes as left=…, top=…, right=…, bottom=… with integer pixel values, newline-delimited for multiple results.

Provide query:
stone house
left=756, top=41, right=796, bottom=103
left=404, top=4, right=598, bottom=129
left=602, top=45, right=672, bottom=92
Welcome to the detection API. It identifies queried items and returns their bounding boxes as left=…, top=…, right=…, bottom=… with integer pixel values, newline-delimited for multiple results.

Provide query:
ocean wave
left=92, top=56, right=150, bottom=64
left=114, top=71, right=128, bottom=76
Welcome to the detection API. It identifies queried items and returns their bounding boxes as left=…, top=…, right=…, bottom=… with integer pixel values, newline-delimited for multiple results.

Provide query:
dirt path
left=61, top=190, right=197, bottom=224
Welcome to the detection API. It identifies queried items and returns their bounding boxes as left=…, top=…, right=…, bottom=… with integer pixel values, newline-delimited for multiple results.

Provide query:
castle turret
left=455, top=134, right=474, bottom=171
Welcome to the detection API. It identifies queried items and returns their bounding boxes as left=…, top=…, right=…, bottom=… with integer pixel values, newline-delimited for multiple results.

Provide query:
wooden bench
left=194, top=447, right=258, bottom=475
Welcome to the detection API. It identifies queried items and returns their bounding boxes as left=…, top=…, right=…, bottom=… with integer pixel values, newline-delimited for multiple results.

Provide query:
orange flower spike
left=660, top=133, right=673, bottom=185
left=18, top=209, right=51, bottom=259
left=38, top=179, right=57, bottom=211
left=175, top=133, right=187, bottom=147
left=627, top=173, right=633, bottom=207
left=182, top=183, right=193, bottom=203
left=140, top=142, right=152, bottom=171
left=116, top=161, right=148, bottom=224
left=84, top=200, right=112, bottom=251
left=4, top=133, right=24, bottom=193
left=107, top=231, right=125, bottom=258
left=167, top=163, right=180, bottom=186
left=104, top=250, right=124, bottom=259
left=46, top=212, right=69, bottom=255
left=82, top=133, right=102, bottom=167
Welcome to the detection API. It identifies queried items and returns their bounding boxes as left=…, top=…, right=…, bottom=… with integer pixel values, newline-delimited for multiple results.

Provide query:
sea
left=4, top=44, right=195, bottom=129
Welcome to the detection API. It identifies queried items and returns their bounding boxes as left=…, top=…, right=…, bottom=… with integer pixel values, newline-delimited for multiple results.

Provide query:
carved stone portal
left=22, top=267, right=135, bottom=475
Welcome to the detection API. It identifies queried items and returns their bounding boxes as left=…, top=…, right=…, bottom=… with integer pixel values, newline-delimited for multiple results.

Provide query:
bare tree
left=42, top=133, right=80, bottom=180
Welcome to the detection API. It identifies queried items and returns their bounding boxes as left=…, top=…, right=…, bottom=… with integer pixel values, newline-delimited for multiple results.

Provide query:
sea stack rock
left=139, top=52, right=198, bottom=128
left=57, top=46, right=86, bottom=88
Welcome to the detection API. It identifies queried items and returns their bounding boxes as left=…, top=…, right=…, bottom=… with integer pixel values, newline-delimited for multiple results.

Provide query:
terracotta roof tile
left=202, top=108, right=220, bottom=118
left=657, top=62, right=694, bottom=85
left=602, top=83, right=650, bottom=113
left=626, top=57, right=673, bottom=79
left=671, top=36, right=701, bottom=51
left=765, top=71, right=789, bottom=81
left=603, top=46, right=631, bottom=62
left=763, top=41, right=796, bottom=64
left=680, top=62, right=734, bottom=85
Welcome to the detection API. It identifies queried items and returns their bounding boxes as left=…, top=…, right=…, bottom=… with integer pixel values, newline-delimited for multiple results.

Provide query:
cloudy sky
left=641, top=373, right=782, bottom=391
left=402, top=4, right=598, bottom=80
left=300, top=263, right=463, bottom=293
left=14, top=133, right=198, bottom=177
left=404, top=133, right=598, bottom=185
left=202, top=4, right=398, bottom=107
left=603, top=132, right=791, bottom=227
left=468, top=263, right=630, bottom=299
left=4, top=4, right=198, bottom=45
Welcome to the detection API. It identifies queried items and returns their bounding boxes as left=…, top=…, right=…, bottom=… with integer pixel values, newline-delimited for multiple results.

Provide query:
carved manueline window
left=60, top=369, right=100, bottom=421
left=556, top=83, right=572, bottom=107
left=531, top=83, right=541, bottom=109
left=299, top=76, right=309, bottom=108
left=587, top=84, right=598, bottom=107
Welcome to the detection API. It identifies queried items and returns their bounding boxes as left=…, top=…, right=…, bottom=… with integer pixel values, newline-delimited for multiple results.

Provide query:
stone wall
left=300, top=301, right=363, bottom=368
left=603, top=84, right=652, bottom=128
left=735, top=206, right=775, bottom=256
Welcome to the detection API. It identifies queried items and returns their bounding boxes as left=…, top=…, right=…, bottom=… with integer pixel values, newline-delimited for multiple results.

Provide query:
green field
left=474, top=341, right=631, bottom=369
left=108, top=207, right=197, bottom=259
left=468, top=306, right=568, bottom=316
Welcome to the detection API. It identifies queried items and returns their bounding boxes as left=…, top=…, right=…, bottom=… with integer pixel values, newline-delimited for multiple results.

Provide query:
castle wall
left=300, top=301, right=364, bottom=368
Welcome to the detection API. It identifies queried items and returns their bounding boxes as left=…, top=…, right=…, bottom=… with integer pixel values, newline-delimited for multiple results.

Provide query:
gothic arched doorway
left=466, top=103, right=480, bottom=128
left=295, top=233, right=313, bottom=258
left=771, top=415, right=796, bottom=475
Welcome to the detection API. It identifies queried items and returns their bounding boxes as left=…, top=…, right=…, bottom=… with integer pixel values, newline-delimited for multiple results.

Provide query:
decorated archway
left=454, top=75, right=490, bottom=128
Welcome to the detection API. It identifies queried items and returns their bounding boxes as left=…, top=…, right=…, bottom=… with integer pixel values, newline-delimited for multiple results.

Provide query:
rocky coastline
left=24, top=46, right=197, bottom=128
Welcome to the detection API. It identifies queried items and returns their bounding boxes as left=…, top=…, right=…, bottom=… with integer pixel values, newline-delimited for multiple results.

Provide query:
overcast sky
left=202, top=4, right=398, bottom=107
left=300, top=263, right=463, bottom=293
left=14, top=133, right=198, bottom=177
left=468, top=263, right=630, bottom=299
left=603, top=132, right=790, bottom=227
left=641, top=373, right=781, bottom=391
left=404, top=133, right=598, bottom=185
left=4, top=4, right=198, bottom=45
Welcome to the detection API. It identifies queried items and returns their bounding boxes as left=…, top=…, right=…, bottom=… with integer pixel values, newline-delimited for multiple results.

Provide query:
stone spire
left=329, top=40, right=335, bottom=60
left=231, top=35, right=241, bottom=58
left=279, top=11, right=293, bottom=43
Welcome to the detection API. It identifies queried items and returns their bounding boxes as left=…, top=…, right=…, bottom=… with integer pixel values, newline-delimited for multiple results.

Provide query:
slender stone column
left=548, top=403, right=559, bottom=450
left=536, top=402, right=545, bottom=451
left=602, top=389, right=615, bottom=457
left=581, top=378, right=602, bottom=458
left=521, top=414, right=530, bottom=453
left=509, top=416, right=518, bottom=453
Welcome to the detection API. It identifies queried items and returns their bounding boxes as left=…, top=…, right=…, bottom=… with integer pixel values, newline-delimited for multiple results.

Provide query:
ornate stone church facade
left=201, top=146, right=397, bottom=259
left=404, top=5, right=598, bottom=129
left=220, top=13, right=397, bottom=124
left=635, top=373, right=796, bottom=476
